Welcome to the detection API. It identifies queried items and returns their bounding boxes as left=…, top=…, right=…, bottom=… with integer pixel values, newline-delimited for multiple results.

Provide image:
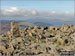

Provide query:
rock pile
left=0, top=21, right=75, bottom=56
left=10, top=21, right=20, bottom=37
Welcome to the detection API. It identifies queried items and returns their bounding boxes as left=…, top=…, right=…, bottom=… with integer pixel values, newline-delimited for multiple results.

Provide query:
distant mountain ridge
left=34, top=22, right=52, bottom=27
left=0, top=20, right=52, bottom=27
left=19, top=21, right=36, bottom=27
left=0, top=20, right=53, bottom=34
left=0, top=19, right=75, bottom=34
left=26, top=18, right=75, bottom=26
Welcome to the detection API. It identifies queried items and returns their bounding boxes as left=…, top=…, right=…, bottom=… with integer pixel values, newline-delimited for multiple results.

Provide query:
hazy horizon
left=1, top=0, right=75, bottom=25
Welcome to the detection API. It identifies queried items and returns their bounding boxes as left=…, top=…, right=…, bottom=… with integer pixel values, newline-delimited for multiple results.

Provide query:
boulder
left=57, top=38, right=65, bottom=46
left=29, top=32, right=32, bottom=37
left=60, top=24, right=73, bottom=32
left=48, top=26, right=59, bottom=31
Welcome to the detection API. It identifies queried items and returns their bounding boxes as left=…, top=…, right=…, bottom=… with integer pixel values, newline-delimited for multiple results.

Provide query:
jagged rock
left=46, top=47, right=51, bottom=53
left=28, top=32, right=32, bottom=37
left=7, top=31, right=11, bottom=36
left=34, top=26, right=38, bottom=29
left=48, top=26, right=59, bottom=31
left=1, top=33, right=7, bottom=37
left=53, top=37, right=65, bottom=46
left=60, top=24, right=73, bottom=32
left=38, top=35, right=42, bottom=39
left=44, top=32, right=50, bottom=37
left=0, top=22, right=75, bottom=56
left=32, top=33, right=36, bottom=36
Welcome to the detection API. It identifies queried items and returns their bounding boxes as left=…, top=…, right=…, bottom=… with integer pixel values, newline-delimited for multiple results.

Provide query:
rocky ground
left=0, top=21, right=75, bottom=56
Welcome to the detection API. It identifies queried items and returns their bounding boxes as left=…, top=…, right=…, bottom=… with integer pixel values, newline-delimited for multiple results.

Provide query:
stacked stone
left=10, top=21, right=20, bottom=37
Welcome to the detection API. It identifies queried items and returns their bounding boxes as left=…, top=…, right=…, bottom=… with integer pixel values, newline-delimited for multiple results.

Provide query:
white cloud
left=31, top=10, right=37, bottom=15
left=1, top=7, right=74, bottom=21
left=5, top=7, right=18, bottom=12
left=51, top=11, right=56, bottom=14
left=65, top=11, right=70, bottom=14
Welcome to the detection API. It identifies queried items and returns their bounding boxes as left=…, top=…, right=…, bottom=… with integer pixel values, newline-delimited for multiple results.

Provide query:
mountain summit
left=0, top=21, right=75, bottom=56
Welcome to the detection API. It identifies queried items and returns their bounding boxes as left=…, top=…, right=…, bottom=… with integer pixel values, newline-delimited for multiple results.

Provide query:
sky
left=1, top=0, right=75, bottom=21
left=1, top=1, right=74, bottom=12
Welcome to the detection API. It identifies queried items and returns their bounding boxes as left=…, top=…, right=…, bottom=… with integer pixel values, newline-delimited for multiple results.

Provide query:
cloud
left=5, top=7, right=18, bottom=12
left=31, top=10, right=37, bottom=15
left=1, top=7, right=37, bottom=17
left=51, top=11, right=56, bottom=14
left=1, top=7, right=74, bottom=21
left=1, top=7, right=19, bottom=16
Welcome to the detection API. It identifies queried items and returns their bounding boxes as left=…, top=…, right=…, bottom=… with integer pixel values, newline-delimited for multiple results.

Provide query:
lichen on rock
left=0, top=22, right=75, bottom=56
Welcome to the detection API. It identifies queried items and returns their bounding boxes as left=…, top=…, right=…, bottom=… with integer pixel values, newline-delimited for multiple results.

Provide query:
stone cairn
left=2, top=21, right=20, bottom=37
left=10, top=21, right=20, bottom=37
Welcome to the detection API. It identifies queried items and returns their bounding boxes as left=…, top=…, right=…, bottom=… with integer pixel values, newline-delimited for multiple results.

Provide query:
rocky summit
left=0, top=21, right=75, bottom=56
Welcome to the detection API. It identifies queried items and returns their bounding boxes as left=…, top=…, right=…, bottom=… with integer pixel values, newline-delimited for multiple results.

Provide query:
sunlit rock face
left=60, top=24, right=73, bottom=32
left=48, top=26, right=59, bottom=31
left=0, top=21, right=75, bottom=56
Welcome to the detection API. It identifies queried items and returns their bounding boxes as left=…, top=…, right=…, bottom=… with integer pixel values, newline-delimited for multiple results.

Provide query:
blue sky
left=1, top=1, right=74, bottom=12
left=1, top=0, right=75, bottom=23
